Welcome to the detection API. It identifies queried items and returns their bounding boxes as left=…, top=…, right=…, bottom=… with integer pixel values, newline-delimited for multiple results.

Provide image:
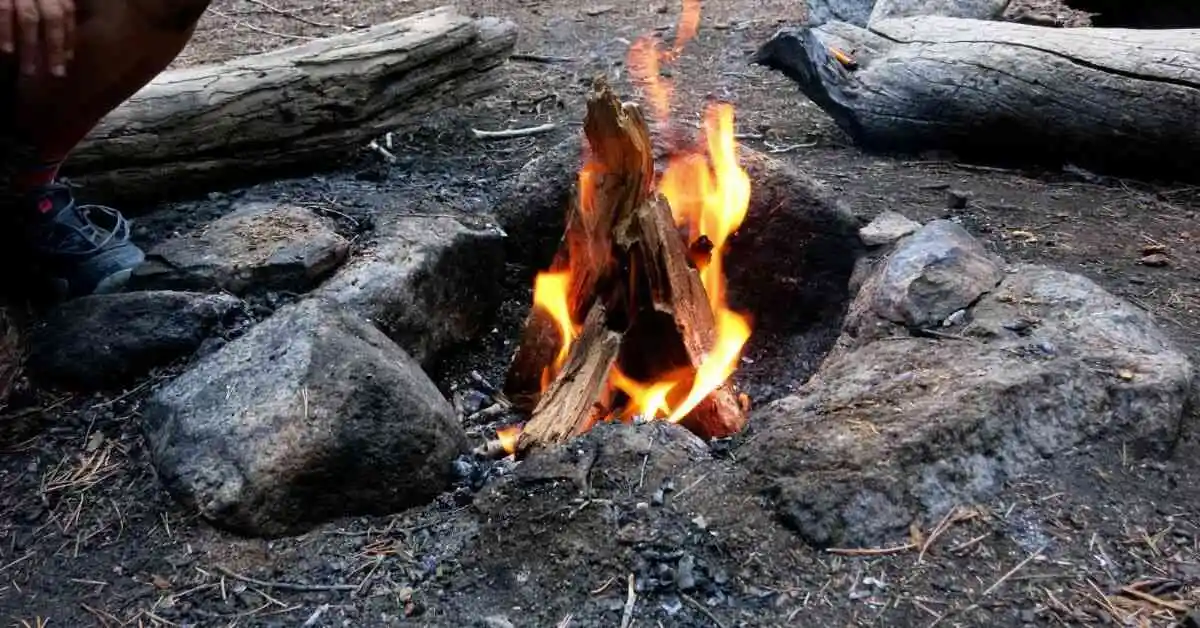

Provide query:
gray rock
left=315, top=213, right=505, bottom=367
left=870, top=0, right=1011, bottom=24
left=28, top=291, right=243, bottom=389
left=130, top=202, right=349, bottom=295
left=858, top=211, right=920, bottom=247
left=747, top=265, right=1193, bottom=547
left=143, top=299, right=469, bottom=537
left=806, top=0, right=876, bottom=26
left=846, top=220, right=1003, bottom=336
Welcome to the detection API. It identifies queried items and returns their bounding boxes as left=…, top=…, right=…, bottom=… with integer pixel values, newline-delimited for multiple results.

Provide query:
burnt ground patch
left=1, top=1, right=1198, bottom=626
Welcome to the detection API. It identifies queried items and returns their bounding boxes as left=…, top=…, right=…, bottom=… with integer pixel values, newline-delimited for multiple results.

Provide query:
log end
left=752, top=27, right=866, bottom=143
left=677, top=383, right=747, bottom=440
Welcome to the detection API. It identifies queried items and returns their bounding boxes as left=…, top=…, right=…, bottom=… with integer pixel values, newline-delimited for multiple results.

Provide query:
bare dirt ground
left=2, top=0, right=1199, bottom=626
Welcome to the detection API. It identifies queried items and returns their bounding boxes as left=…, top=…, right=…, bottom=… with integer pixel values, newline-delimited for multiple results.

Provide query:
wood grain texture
left=755, top=16, right=1200, bottom=180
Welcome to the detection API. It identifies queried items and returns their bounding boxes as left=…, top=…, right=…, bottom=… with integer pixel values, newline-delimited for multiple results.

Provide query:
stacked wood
left=56, top=7, right=518, bottom=205
left=506, top=78, right=746, bottom=455
left=754, top=16, right=1200, bottom=182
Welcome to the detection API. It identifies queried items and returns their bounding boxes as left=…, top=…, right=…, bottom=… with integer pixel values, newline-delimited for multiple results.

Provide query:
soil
left=3, top=1, right=1200, bottom=626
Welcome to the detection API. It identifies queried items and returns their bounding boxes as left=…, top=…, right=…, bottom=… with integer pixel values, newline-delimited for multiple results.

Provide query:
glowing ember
left=496, top=425, right=522, bottom=456
left=610, top=367, right=679, bottom=421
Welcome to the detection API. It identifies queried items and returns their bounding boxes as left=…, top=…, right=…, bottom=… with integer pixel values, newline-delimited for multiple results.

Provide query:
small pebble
left=1139, top=253, right=1170, bottom=267
left=677, top=554, right=697, bottom=591
left=946, top=189, right=970, bottom=209
left=942, top=309, right=967, bottom=327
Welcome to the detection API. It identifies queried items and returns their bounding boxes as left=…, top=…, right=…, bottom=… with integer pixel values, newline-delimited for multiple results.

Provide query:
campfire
left=500, top=2, right=754, bottom=456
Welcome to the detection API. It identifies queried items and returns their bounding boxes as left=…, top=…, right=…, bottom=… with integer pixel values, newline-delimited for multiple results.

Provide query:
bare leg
left=4, top=0, right=212, bottom=298
left=13, top=0, right=212, bottom=170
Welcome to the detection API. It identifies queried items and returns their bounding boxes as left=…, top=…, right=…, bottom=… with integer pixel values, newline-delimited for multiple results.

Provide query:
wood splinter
left=506, top=77, right=747, bottom=456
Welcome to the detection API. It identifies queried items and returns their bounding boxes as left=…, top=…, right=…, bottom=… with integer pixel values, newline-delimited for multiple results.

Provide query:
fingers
left=0, top=1, right=13, bottom=55
left=13, top=0, right=37, bottom=75
left=39, top=0, right=69, bottom=75
left=62, top=0, right=73, bottom=62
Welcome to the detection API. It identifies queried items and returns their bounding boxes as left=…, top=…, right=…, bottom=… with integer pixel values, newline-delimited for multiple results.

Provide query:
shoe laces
left=32, top=189, right=132, bottom=257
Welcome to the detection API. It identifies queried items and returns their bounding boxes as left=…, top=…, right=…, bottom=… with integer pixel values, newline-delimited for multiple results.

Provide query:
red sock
left=12, top=160, right=63, bottom=193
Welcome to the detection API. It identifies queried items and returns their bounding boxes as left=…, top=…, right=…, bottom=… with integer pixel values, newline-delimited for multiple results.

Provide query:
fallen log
left=754, top=16, right=1200, bottom=181
left=509, top=78, right=746, bottom=455
left=57, top=6, right=517, bottom=205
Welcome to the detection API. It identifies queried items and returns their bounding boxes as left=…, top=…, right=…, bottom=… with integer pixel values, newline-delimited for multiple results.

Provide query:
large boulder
left=27, top=291, right=244, bottom=389
left=746, top=218, right=1194, bottom=547
left=130, top=202, right=349, bottom=295
left=315, top=212, right=505, bottom=367
left=142, top=299, right=469, bottom=537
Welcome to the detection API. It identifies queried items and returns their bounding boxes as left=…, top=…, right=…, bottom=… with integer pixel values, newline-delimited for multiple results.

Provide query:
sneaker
left=17, top=183, right=145, bottom=298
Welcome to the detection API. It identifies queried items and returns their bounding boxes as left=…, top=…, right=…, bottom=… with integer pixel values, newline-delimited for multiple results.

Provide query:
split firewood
left=504, top=77, right=655, bottom=411
left=515, top=303, right=623, bottom=451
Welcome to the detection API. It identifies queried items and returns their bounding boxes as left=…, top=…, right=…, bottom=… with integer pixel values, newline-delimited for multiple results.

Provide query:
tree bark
left=57, top=7, right=517, bottom=205
left=754, top=16, right=1200, bottom=181
left=516, top=303, right=623, bottom=452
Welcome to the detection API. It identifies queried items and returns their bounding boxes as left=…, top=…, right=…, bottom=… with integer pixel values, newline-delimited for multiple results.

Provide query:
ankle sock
left=12, top=160, right=63, bottom=195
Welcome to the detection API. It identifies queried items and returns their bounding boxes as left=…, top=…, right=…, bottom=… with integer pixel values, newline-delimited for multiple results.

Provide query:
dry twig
left=620, top=574, right=637, bottom=628
left=471, top=123, right=559, bottom=140
left=214, top=565, right=358, bottom=592
left=683, top=593, right=727, bottom=628
left=209, top=8, right=317, bottom=40
left=241, top=0, right=350, bottom=29
left=826, top=543, right=917, bottom=557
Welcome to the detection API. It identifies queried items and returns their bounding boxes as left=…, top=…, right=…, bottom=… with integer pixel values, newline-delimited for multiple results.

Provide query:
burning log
left=518, top=304, right=623, bottom=447
left=50, top=7, right=517, bottom=205
left=506, top=78, right=749, bottom=455
left=754, top=17, right=1200, bottom=182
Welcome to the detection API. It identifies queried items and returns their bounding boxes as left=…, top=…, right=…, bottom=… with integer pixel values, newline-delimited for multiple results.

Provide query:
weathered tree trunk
left=58, top=7, right=517, bottom=205
left=754, top=17, right=1200, bottom=181
left=509, top=78, right=746, bottom=455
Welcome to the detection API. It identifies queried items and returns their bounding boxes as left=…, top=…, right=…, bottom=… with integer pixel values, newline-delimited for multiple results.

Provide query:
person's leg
left=8, top=0, right=212, bottom=297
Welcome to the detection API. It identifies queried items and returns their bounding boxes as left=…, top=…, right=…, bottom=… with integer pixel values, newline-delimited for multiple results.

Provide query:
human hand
left=0, top=0, right=75, bottom=77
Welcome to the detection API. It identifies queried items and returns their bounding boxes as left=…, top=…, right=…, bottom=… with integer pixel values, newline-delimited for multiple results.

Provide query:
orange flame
left=660, top=103, right=750, bottom=312
left=532, top=269, right=576, bottom=388
left=610, top=367, right=679, bottom=421
left=531, top=0, right=752, bottom=431
left=627, top=0, right=702, bottom=123
left=616, top=103, right=753, bottom=424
